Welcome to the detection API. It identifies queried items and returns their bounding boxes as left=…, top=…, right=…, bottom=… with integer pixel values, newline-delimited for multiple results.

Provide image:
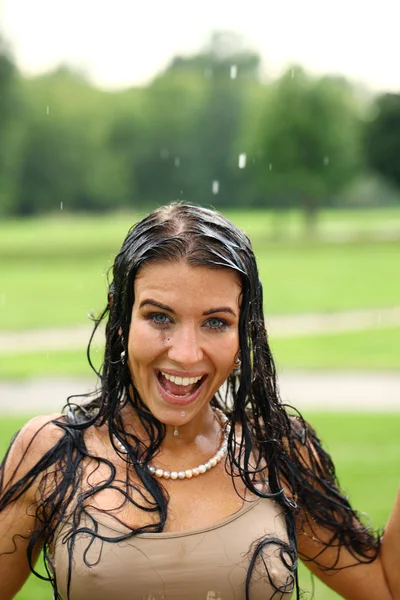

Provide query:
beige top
left=53, top=498, right=293, bottom=600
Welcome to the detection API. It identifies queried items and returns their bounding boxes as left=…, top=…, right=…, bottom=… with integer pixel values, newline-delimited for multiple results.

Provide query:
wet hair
left=0, top=202, right=380, bottom=599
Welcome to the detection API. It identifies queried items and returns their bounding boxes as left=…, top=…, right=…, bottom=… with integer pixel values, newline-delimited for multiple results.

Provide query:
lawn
left=0, top=325, right=398, bottom=380
left=271, top=326, right=400, bottom=370
left=0, top=208, right=399, bottom=331
left=1, top=412, right=399, bottom=600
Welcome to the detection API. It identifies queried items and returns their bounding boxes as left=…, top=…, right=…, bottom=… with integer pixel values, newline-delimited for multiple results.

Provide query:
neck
left=119, top=403, right=221, bottom=451
left=163, top=405, right=219, bottom=449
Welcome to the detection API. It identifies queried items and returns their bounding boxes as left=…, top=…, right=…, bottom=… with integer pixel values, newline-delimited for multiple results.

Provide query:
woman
left=0, top=202, right=399, bottom=600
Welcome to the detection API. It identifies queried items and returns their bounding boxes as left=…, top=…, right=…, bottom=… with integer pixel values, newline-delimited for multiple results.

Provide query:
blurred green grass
left=0, top=208, right=399, bottom=331
left=1, top=412, right=398, bottom=600
left=271, top=326, right=400, bottom=370
left=0, top=326, right=399, bottom=379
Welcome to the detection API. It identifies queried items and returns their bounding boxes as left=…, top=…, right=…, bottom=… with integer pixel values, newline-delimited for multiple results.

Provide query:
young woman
left=1, top=202, right=399, bottom=600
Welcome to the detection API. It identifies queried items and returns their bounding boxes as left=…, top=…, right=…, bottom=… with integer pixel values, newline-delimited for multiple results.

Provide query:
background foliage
left=1, top=31, right=400, bottom=222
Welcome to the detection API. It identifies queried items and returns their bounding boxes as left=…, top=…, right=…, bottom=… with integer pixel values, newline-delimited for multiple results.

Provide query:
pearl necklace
left=113, top=408, right=230, bottom=480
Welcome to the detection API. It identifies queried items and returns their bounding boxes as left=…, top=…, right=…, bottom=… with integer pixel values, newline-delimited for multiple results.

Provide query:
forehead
left=134, top=261, right=242, bottom=309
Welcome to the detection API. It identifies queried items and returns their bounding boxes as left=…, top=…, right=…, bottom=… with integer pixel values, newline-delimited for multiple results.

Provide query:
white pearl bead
left=119, top=409, right=231, bottom=482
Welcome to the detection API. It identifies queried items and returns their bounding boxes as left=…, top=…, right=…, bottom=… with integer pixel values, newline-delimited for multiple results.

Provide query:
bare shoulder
left=2, top=413, right=66, bottom=489
left=8, top=413, right=65, bottom=452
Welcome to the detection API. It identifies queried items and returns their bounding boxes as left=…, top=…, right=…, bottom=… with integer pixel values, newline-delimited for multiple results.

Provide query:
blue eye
left=206, top=318, right=228, bottom=331
left=150, top=313, right=171, bottom=325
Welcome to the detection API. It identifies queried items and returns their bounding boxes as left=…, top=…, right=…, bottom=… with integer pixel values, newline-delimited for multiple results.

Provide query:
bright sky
left=2, top=0, right=399, bottom=92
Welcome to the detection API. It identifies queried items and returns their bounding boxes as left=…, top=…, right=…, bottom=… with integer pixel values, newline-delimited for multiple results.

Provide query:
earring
left=233, top=352, right=241, bottom=377
left=174, top=426, right=179, bottom=437
left=120, top=350, right=126, bottom=363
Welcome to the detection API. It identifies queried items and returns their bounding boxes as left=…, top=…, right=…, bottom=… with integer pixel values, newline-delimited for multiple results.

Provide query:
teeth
left=161, top=372, right=203, bottom=386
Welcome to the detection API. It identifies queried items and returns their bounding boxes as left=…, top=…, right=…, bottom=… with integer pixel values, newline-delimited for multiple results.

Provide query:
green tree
left=0, top=35, right=24, bottom=215
left=115, top=31, right=262, bottom=209
left=14, top=68, right=128, bottom=215
left=253, top=67, right=362, bottom=232
left=169, top=31, right=261, bottom=208
left=365, top=93, right=400, bottom=191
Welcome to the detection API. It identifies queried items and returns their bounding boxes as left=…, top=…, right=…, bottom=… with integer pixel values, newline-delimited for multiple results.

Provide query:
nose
left=166, top=324, right=204, bottom=367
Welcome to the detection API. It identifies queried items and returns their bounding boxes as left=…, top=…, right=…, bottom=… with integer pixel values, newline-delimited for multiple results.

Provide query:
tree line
left=0, top=31, right=399, bottom=226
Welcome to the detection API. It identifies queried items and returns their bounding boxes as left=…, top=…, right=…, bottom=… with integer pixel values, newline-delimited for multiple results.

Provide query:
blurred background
left=0, top=1, right=399, bottom=598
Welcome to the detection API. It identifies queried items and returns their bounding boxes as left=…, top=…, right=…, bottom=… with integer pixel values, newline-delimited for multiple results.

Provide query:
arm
left=380, top=486, right=400, bottom=597
left=285, top=418, right=399, bottom=600
left=0, top=414, right=63, bottom=599
left=297, top=507, right=396, bottom=600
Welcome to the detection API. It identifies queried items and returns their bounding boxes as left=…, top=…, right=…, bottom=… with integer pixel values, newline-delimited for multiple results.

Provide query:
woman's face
left=127, top=260, right=241, bottom=427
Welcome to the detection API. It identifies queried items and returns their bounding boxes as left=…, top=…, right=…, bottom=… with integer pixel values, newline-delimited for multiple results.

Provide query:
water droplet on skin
left=212, top=180, right=219, bottom=194
left=230, top=65, right=237, bottom=79
left=238, top=153, right=247, bottom=169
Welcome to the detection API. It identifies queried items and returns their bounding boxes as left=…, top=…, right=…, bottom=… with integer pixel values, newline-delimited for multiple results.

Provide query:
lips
left=155, top=370, right=207, bottom=406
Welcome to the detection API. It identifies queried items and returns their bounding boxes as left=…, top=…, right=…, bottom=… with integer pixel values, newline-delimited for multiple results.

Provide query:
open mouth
left=156, top=370, right=207, bottom=404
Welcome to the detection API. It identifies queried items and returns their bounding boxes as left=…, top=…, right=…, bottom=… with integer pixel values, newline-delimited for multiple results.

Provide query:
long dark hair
left=0, top=202, right=379, bottom=599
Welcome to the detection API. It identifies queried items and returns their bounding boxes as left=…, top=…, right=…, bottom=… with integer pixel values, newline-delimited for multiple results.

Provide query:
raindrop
left=204, top=67, right=213, bottom=78
left=160, top=148, right=169, bottom=160
left=269, top=163, right=272, bottom=171
left=0, top=293, right=5, bottom=307
left=230, top=65, right=237, bottom=80
left=238, top=153, right=247, bottom=169
left=324, top=156, right=330, bottom=166
left=212, top=180, right=219, bottom=194
left=60, top=201, right=63, bottom=210
left=174, top=157, right=180, bottom=167
left=291, top=68, right=295, bottom=78
left=46, top=105, right=50, bottom=115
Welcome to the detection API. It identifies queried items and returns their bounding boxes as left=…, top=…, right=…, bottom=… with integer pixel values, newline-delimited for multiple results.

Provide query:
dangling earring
left=174, top=426, right=179, bottom=437
left=120, top=350, right=126, bottom=363
left=233, top=352, right=241, bottom=377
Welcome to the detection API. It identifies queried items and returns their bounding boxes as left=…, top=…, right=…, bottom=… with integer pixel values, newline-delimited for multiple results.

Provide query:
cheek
left=128, top=321, right=167, bottom=365
left=211, top=333, right=238, bottom=370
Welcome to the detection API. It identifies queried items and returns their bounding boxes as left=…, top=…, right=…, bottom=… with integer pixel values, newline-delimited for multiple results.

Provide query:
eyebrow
left=139, top=299, right=237, bottom=317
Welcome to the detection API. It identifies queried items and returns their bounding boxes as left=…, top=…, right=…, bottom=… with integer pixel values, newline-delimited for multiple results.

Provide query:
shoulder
left=9, top=413, right=65, bottom=454
left=1, top=414, right=66, bottom=490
